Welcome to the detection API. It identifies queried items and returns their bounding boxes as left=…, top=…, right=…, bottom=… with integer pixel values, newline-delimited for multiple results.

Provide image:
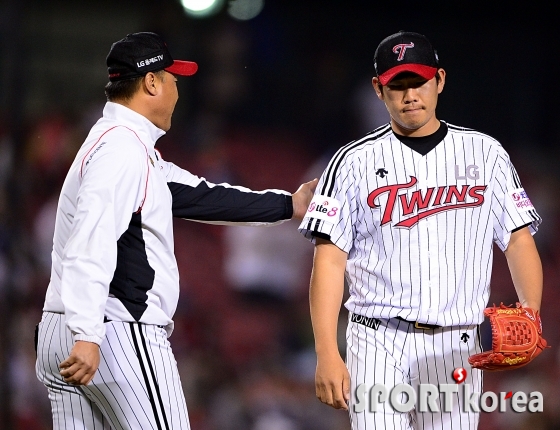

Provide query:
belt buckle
left=414, top=321, right=432, bottom=330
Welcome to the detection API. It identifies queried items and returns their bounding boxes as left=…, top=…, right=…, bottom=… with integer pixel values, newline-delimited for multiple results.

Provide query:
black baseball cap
left=107, top=32, right=198, bottom=82
left=374, top=31, right=439, bottom=85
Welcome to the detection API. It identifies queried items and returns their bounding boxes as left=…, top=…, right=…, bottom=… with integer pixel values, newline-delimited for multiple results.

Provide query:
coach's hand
left=315, top=352, right=350, bottom=410
left=292, top=178, right=318, bottom=220
left=59, top=341, right=100, bottom=386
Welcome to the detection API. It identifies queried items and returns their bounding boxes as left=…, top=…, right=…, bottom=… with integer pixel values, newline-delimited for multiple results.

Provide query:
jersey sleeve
left=61, top=133, right=147, bottom=344
left=491, top=148, right=541, bottom=251
left=161, top=160, right=293, bottom=225
left=298, top=152, right=355, bottom=253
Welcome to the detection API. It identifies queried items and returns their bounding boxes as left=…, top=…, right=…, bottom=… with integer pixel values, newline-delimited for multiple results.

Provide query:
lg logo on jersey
left=455, top=164, right=480, bottom=180
left=367, top=176, right=487, bottom=228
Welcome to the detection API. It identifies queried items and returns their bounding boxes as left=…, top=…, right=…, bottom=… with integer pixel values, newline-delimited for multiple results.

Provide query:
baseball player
left=299, top=31, right=543, bottom=429
left=35, top=32, right=317, bottom=430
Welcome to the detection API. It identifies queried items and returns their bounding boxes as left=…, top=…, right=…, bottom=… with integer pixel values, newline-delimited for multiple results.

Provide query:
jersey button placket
left=425, top=155, right=439, bottom=318
left=416, top=158, right=432, bottom=318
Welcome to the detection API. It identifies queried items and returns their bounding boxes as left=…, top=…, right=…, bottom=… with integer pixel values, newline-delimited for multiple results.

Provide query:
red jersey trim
left=79, top=125, right=151, bottom=213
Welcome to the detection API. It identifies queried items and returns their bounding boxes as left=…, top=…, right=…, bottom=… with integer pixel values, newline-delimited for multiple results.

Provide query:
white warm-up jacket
left=43, top=102, right=293, bottom=344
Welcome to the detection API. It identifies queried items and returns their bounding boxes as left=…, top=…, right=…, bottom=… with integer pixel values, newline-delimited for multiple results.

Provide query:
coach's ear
left=372, top=77, right=383, bottom=100
left=142, top=72, right=161, bottom=97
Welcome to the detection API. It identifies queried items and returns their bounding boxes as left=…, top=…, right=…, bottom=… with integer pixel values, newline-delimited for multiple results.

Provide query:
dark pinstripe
left=35, top=312, right=190, bottom=430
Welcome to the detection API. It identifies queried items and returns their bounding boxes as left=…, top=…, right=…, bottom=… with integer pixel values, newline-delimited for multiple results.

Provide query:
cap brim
left=378, top=64, right=437, bottom=85
left=165, top=60, right=198, bottom=76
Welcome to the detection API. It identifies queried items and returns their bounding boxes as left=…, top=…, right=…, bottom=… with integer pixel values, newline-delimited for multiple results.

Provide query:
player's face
left=154, top=71, right=179, bottom=131
left=373, top=69, right=446, bottom=137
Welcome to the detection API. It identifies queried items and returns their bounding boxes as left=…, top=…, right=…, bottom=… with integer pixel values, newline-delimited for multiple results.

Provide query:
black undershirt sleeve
left=168, top=181, right=293, bottom=223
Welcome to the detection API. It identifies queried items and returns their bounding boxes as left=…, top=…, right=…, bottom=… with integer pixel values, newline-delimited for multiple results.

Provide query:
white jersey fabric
left=346, top=317, right=482, bottom=430
left=43, top=102, right=293, bottom=345
left=299, top=122, right=540, bottom=327
left=36, top=312, right=191, bottom=430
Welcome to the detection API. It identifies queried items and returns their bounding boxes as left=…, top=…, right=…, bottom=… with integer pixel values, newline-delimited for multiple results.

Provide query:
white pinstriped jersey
left=299, top=122, right=541, bottom=327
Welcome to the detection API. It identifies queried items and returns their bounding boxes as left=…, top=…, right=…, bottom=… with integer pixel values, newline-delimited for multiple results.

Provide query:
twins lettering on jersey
left=367, top=176, right=487, bottom=228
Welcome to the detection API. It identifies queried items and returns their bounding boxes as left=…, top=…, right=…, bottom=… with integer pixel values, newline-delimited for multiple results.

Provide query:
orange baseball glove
left=468, top=303, right=548, bottom=371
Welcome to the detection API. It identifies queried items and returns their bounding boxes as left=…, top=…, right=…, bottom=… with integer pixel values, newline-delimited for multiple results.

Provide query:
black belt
left=396, top=317, right=441, bottom=330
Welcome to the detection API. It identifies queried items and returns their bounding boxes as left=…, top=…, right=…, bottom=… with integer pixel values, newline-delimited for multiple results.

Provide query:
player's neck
left=391, top=117, right=441, bottom=138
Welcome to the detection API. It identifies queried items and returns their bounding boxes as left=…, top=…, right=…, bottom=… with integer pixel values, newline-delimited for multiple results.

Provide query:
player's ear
left=436, top=68, right=446, bottom=94
left=372, top=77, right=384, bottom=100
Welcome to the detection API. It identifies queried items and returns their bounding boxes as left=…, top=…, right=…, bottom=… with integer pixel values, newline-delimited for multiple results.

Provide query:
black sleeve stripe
left=306, top=218, right=313, bottom=231
left=313, top=218, right=321, bottom=231
left=528, top=209, right=540, bottom=221
left=512, top=223, right=531, bottom=233
left=508, top=161, right=522, bottom=188
left=311, top=231, right=331, bottom=241
left=168, top=181, right=291, bottom=222
left=320, top=143, right=358, bottom=196
left=320, top=125, right=392, bottom=197
left=495, top=153, right=522, bottom=190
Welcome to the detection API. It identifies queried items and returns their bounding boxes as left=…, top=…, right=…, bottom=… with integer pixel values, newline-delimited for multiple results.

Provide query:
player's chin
left=396, top=116, right=429, bottom=132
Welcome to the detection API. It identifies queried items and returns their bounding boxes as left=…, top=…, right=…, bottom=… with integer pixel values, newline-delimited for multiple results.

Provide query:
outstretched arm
left=163, top=159, right=317, bottom=224
left=504, top=227, right=543, bottom=311
left=310, top=237, right=350, bottom=410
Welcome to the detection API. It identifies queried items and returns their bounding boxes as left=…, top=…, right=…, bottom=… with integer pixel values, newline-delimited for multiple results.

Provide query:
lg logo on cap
left=137, top=54, right=164, bottom=68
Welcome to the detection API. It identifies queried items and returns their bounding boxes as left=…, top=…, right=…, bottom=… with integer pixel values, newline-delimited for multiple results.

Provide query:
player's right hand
left=315, top=352, right=350, bottom=410
left=59, top=340, right=101, bottom=386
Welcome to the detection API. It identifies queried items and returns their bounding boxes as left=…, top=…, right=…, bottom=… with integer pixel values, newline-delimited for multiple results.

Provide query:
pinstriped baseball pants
left=346, top=316, right=483, bottom=430
left=36, top=312, right=191, bottom=430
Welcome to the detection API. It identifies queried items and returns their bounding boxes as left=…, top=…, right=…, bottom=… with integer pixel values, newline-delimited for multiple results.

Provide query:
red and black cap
left=374, top=31, right=439, bottom=85
left=106, top=32, right=198, bottom=82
